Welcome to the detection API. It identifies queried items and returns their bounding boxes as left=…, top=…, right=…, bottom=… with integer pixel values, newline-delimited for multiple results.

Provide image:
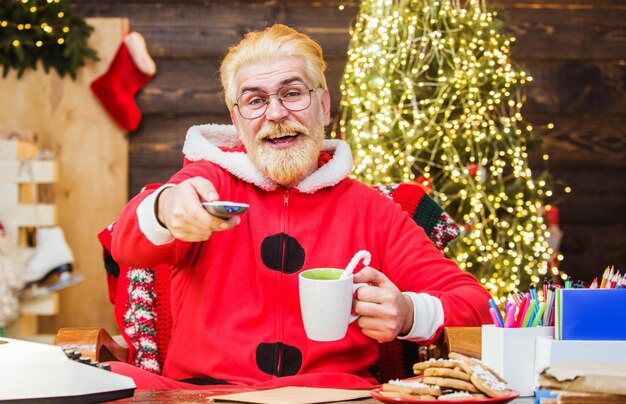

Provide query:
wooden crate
left=0, top=138, right=59, bottom=336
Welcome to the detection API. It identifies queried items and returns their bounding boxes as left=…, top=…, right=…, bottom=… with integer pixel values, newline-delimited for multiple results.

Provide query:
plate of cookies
left=371, top=352, right=520, bottom=403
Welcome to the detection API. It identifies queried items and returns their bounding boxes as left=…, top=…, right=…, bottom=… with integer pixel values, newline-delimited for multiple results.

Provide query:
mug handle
left=349, top=282, right=368, bottom=323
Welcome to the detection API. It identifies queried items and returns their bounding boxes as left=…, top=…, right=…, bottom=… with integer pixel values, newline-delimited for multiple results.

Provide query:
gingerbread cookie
left=413, top=358, right=463, bottom=374
left=469, top=365, right=512, bottom=398
left=379, top=391, right=437, bottom=400
left=382, top=379, right=442, bottom=397
left=421, top=376, right=480, bottom=393
left=423, top=367, right=471, bottom=382
left=438, top=391, right=489, bottom=400
left=448, top=351, right=507, bottom=383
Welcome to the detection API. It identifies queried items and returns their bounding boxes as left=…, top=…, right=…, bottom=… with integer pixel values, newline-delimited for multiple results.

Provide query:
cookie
left=438, top=391, right=488, bottom=400
left=448, top=351, right=507, bottom=383
left=413, top=358, right=463, bottom=374
left=470, top=393, right=489, bottom=399
left=421, top=376, right=480, bottom=393
left=405, top=351, right=512, bottom=399
left=379, top=391, right=437, bottom=400
left=382, top=379, right=442, bottom=396
left=470, top=365, right=512, bottom=398
left=423, top=367, right=471, bottom=382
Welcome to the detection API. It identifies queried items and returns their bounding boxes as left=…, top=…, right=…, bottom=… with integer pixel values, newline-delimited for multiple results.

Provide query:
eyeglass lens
left=236, top=84, right=313, bottom=119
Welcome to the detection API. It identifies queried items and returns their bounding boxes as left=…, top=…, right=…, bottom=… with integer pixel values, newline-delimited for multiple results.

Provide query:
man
left=111, top=24, right=491, bottom=389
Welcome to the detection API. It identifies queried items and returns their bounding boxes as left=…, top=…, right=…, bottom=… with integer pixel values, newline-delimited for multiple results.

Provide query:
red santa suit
left=111, top=124, right=491, bottom=388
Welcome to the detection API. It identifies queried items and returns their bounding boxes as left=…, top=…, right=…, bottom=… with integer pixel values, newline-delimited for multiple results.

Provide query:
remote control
left=202, top=201, right=249, bottom=219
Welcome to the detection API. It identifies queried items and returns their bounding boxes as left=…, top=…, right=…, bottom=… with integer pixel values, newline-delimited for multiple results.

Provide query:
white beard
left=242, top=119, right=325, bottom=187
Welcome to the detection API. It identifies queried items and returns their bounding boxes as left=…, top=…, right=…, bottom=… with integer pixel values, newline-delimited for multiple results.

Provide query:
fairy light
left=3, top=0, right=73, bottom=48
left=1, top=0, right=97, bottom=78
left=332, top=0, right=565, bottom=298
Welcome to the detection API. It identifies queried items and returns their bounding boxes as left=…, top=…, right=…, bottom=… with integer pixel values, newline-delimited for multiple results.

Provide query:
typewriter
left=0, top=336, right=135, bottom=403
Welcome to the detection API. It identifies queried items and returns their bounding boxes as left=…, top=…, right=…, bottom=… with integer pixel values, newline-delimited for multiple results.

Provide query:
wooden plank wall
left=69, top=1, right=625, bottom=290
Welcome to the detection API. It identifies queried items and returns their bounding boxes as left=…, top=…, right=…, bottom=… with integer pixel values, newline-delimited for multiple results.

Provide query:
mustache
left=256, top=121, right=309, bottom=141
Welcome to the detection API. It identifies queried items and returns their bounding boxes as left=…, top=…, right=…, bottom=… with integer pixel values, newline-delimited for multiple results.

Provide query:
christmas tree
left=0, top=0, right=98, bottom=79
left=333, top=0, right=564, bottom=298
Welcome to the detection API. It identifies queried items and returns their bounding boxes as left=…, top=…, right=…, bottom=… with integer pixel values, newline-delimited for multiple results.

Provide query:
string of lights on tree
left=333, top=0, right=570, bottom=299
left=0, top=0, right=97, bottom=79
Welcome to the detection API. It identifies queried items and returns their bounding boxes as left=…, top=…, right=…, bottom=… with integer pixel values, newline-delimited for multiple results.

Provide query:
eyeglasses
left=234, top=84, right=319, bottom=120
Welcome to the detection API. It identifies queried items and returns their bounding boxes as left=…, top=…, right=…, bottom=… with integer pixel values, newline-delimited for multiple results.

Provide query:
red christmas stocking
left=91, top=32, right=156, bottom=132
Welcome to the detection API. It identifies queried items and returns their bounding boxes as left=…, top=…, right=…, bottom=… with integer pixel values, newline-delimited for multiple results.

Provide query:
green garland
left=0, top=0, right=98, bottom=79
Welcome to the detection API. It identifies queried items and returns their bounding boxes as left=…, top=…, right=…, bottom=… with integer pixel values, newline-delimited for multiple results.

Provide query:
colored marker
left=488, top=299, right=504, bottom=327
left=515, top=294, right=530, bottom=328
left=531, top=302, right=547, bottom=327
left=504, top=304, right=517, bottom=328
left=542, top=288, right=554, bottom=325
left=522, top=300, right=537, bottom=327
left=530, top=284, right=538, bottom=301
left=564, top=278, right=573, bottom=289
left=510, top=291, right=523, bottom=306
left=489, top=308, right=502, bottom=327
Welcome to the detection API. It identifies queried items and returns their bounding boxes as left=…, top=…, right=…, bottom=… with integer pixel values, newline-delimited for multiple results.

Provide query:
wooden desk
left=106, top=389, right=536, bottom=403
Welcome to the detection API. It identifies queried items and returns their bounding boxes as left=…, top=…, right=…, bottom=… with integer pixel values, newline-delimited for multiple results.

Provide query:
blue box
left=555, top=288, right=626, bottom=340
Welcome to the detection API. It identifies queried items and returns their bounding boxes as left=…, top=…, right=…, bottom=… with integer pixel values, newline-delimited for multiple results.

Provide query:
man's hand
left=157, top=177, right=241, bottom=242
left=352, top=266, right=414, bottom=343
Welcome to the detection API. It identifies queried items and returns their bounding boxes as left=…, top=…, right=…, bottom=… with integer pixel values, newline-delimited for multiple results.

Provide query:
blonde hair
left=220, top=24, right=328, bottom=109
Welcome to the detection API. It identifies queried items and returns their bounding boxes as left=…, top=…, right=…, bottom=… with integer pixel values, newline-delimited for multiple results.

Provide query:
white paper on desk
left=209, top=386, right=371, bottom=404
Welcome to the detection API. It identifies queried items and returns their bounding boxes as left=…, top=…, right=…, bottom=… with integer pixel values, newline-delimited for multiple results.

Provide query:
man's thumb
left=189, top=176, right=219, bottom=202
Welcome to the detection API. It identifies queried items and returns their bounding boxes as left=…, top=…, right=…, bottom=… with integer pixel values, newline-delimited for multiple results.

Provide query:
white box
left=481, top=325, right=554, bottom=396
left=535, top=336, right=626, bottom=376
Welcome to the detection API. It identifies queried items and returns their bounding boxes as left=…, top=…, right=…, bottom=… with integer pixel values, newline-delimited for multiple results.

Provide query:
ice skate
left=22, top=227, right=83, bottom=299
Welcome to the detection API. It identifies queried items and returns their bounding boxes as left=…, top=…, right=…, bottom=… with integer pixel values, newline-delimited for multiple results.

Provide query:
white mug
left=298, top=268, right=367, bottom=342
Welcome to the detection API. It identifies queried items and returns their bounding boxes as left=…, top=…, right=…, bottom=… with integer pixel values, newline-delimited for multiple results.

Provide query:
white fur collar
left=181, top=123, right=354, bottom=193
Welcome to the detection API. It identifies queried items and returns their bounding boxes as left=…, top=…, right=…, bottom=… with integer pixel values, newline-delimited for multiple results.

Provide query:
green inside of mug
left=301, top=268, right=343, bottom=280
